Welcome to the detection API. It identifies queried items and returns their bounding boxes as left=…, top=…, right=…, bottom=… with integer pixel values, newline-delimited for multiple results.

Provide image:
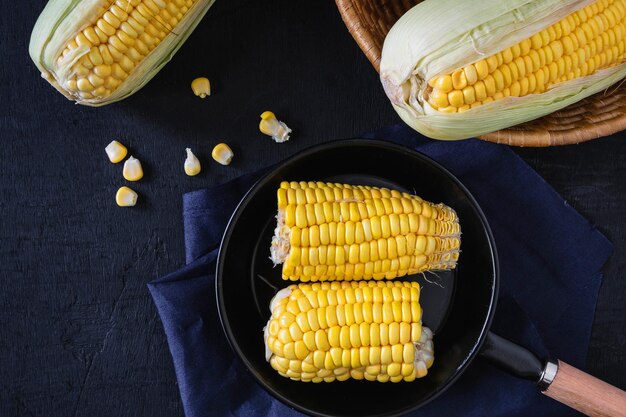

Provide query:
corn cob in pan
left=270, top=182, right=461, bottom=282
left=264, top=281, right=434, bottom=383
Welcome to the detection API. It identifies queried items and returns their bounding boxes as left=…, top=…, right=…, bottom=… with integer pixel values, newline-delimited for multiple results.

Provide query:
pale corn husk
left=29, top=0, right=216, bottom=106
left=380, top=0, right=626, bottom=140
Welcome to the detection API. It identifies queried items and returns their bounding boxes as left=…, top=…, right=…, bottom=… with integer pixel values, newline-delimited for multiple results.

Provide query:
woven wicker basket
left=336, top=0, right=626, bottom=146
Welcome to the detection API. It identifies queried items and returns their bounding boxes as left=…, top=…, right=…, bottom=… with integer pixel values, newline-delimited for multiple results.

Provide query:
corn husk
left=380, top=0, right=626, bottom=140
left=29, top=0, right=216, bottom=106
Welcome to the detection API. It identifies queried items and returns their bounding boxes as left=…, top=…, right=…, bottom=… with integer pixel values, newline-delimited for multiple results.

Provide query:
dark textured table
left=1, top=1, right=625, bottom=416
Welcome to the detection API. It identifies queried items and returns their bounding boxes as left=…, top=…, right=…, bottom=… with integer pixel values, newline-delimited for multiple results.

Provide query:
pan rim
left=216, top=138, right=499, bottom=417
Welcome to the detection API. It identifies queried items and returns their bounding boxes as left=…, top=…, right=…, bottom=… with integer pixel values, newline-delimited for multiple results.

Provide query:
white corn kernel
left=116, top=186, right=138, bottom=207
left=184, top=148, right=201, bottom=176
left=105, top=140, right=128, bottom=163
left=123, top=156, right=143, bottom=181
left=191, top=77, right=211, bottom=98
left=211, top=143, right=234, bottom=165
left=259, top=111, right=291, bottom=143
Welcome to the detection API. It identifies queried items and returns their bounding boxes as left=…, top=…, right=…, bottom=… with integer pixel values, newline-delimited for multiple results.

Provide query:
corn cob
left=270, top=182, right=460, bottom=282
left=264, top=281, right=434, bottom=383
left=381, top=0, right=626, bottom=140
left=29, top=0, right=216, bottom=106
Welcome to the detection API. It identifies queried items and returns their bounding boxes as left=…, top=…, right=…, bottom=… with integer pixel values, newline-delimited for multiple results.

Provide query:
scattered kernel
left=184, top=148, right=201, bottom=176
left=191, top=77, right=211, bottom=98
left=105, top=140, right=127, bottom=163
left=212, top=143, right=234, bottom=165
left=259, top=111, right=292, bottom=143
left=123, top=156, right=143, bottom=181
left=115, top=186, right=138, bottom=207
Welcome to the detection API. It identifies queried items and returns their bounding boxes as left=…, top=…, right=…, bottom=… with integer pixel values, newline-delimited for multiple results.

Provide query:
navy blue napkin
left=149, top=124, right=612, bottom=417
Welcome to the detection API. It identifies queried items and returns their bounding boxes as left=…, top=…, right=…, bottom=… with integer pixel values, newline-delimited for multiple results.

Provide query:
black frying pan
left=216, top=140, right=626, bottom=417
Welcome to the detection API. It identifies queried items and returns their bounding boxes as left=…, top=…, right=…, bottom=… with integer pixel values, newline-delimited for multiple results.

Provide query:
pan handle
left=480, top=332, right=626, bottom=417
left=541, top=360, right=626, bottom=417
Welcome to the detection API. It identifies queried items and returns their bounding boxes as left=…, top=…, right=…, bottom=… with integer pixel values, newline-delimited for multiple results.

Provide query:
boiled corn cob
left=264, top=281, right=434, bottom=383
left=29, top=0, right=216, bottom=106
left=270, top=182, right=460, bottom=282
left=381, top=0, right=626, bottom=139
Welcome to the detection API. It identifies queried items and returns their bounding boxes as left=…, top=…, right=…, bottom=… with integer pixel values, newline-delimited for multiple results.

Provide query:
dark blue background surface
left=1, top=1, right=625, bottom=416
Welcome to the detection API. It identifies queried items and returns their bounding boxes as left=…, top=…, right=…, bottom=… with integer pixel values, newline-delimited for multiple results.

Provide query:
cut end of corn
left=123, top=156, right=144, bottom=181
left=184, top=148, right=201, bottom=176
left=105, top=140, right=128, bottom=163
left=116, top=186, right=138, bottom=207
left=423, top=0, right=626, bottom=114
left=260, top=111, right=292, bottom=143
left=264, top=281, right=434, bottom=383
left=270, top=182, right=460, bottom=282
left=212, top=143, right=234, bottom=165
left=191, top=77, right=211, bottom=98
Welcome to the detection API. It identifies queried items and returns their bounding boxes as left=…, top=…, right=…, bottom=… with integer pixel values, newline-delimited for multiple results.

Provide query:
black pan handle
left=478, top=331, right=543, bottom=381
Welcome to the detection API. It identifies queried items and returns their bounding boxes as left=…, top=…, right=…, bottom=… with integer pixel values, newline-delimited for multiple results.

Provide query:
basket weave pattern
left=336, top=0, right=626, bottom=146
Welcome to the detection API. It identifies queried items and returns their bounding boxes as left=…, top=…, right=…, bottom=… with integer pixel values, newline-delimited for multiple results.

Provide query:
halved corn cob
left=264, top=281, right=434, bottom=383
left=270, top=182, right=460, bottom=282
left=29, top=0, right=216, bottom=106
left=381, top=0, right=626, bottom=139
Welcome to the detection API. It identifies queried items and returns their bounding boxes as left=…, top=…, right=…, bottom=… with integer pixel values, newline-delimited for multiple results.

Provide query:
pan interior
left=217, top=140, right=497, bottom=417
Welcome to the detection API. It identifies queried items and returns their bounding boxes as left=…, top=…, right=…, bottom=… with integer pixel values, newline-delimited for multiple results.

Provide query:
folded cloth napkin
left=149, top=124, right=612, bottom=417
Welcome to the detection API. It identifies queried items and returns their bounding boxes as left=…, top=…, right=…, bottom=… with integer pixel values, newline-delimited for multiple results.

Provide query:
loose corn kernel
left=123, top=156, right=143, bottom=181
left=105, top=140, right=128, bottom=163
left=259, top=111, right=292, bottom=143
left=211, top=143, right=234, bottom=165
left=184, top=148, right=201, bottom=176
left=116, top=186, right=138, bottom=207
left=191, top=77, right=211, bottom=98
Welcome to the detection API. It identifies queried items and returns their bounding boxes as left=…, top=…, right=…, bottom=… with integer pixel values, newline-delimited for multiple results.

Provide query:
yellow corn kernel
left=184, top=148, right=201, bottom=176
left=122, top=156, right=143, bottom=181
left=115, top=186, right=138, bottom=207
left=259, top=111, right=292, bottom=143
left=105, top=140, right=127, bottom=163
left=211, top=143, right=234, bottom=166
left=191, top=77, right=211, bottom=98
